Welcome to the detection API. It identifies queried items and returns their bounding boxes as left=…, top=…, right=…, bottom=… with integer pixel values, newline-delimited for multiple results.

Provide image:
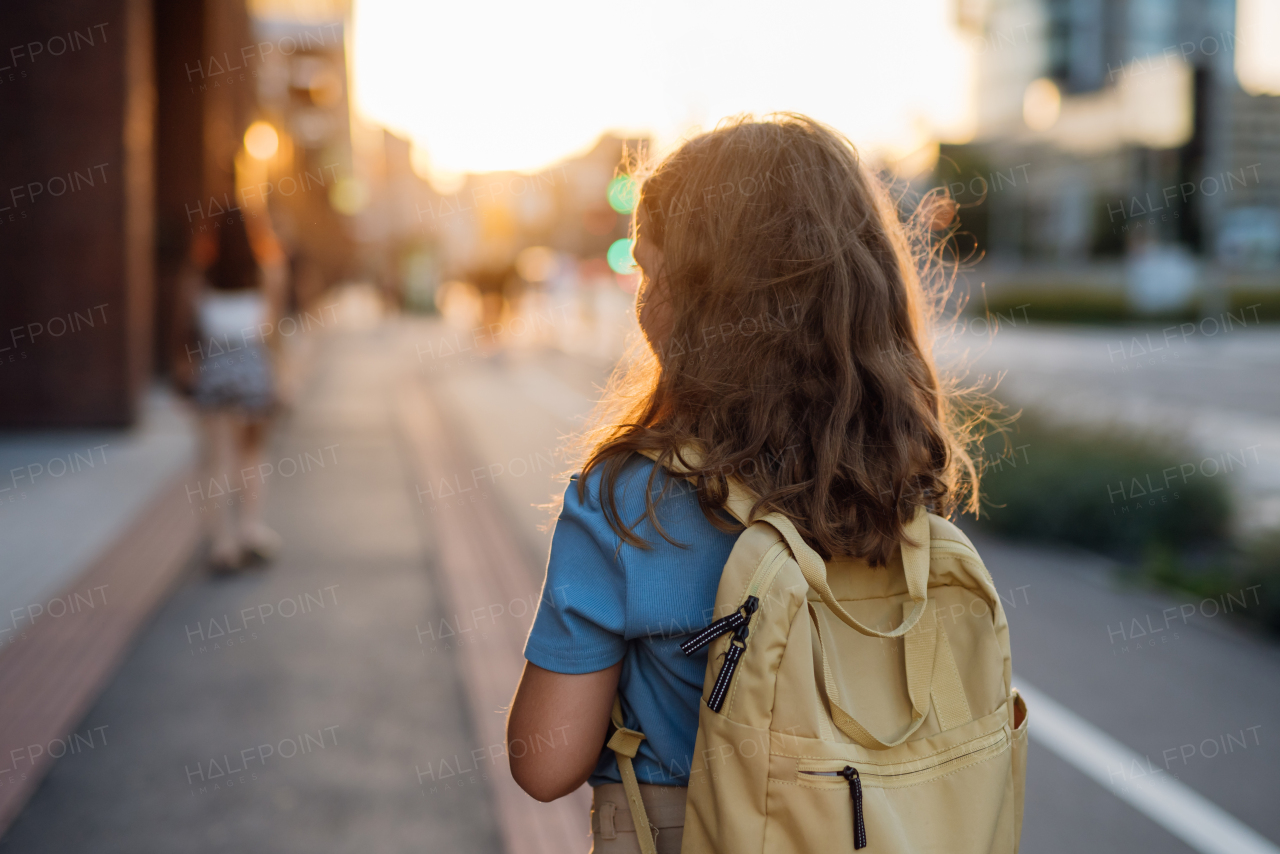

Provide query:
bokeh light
left=329, top=177, right=371, bottom=215
left=1022, top=78, right=1061, bottom=132
left=243, top=121, right=279, bottom=160
left=606, top=238, right=637, bottom=274
left=308, top=68, right=343, bottom=107
left=1236, top=0, right=1280, bottom=95
left=516, top=246, right=557, bottom=282
left=606, top=175, right=638, bottom=214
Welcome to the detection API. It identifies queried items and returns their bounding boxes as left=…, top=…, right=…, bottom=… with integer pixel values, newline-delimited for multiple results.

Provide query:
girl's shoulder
left=563, top=453, right=726, bottom=554
left=566, top=453, right=695, bottom=518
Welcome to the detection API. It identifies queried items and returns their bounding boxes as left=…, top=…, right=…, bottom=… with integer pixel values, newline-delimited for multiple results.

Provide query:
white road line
left=1016, top=680, right=1279, bottom=854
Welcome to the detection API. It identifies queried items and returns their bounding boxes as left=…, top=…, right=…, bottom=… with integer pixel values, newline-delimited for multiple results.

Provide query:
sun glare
left=351, top=0, right=974, bottom=180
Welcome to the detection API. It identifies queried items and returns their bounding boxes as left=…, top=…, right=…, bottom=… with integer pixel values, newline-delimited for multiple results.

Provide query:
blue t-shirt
left=523, top=454, right=738, bottom=787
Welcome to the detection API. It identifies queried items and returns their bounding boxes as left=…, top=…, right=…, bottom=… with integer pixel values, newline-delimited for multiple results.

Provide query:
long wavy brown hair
left=578, top=114, right=982, bottom=566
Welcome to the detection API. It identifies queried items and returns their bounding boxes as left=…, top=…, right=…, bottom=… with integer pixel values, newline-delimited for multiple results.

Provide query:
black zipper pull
left=690, top=597, right=759, bottom=713
left=706, top=629, right=746, bottom=712
left=840, top=765, right=867, bottom=849
left=680, top=596, right=758, bottom=655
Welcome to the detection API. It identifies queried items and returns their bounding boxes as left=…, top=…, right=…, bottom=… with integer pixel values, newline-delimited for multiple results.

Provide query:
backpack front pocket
left=764, top=708, right=1017, bottom=854
left=794, top=726, right=1009, bottom=790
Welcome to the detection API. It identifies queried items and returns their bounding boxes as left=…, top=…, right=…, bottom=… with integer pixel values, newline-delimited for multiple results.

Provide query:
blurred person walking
left=176, top=215, right=287, bottom=573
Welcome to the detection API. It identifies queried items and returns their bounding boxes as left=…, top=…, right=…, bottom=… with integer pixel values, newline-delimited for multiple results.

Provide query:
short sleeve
left=523, top=473, right=627, bottom=674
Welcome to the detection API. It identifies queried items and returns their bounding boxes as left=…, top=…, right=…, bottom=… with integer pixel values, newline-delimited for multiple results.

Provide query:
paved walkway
left=0, top=319, right=504, bottom=854
left=0, top=388, right=197, bottom=638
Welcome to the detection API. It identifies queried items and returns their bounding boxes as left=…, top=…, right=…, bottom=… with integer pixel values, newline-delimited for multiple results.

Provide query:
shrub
left=1227, top=291, right=1280, bottom=322
left=1242, top=529, right=1280, bottom=632
left=977, top=289, right=1192, bottom=325
left=1139, top=530, right=1280, bottom=635
left=972, top=415, right=1233, bottom=558
left=974, top=288, right=1279, bottom=325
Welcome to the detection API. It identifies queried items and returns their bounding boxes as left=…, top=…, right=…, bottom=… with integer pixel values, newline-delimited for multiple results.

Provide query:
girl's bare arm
left=506, top=660, right=621, bottom=801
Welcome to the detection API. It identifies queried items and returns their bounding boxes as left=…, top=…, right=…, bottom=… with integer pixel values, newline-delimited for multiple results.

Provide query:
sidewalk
left=0, top=298, right=336, bottom=834
left=0, top=313, right=505, bottom=853
left=0, top=387, right=197, bottom=633
left=0, top=388, right=201, bottom=831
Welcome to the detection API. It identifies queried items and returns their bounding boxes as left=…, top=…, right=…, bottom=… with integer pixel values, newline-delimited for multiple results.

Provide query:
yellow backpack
left=610, top=460, right=1028, bottom=853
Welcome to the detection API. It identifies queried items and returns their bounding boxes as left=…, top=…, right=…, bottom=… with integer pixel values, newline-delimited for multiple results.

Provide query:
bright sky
left=350, top=0, right=974, bottom=182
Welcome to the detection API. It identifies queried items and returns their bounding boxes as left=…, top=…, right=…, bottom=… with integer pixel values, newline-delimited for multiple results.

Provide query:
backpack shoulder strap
left=636, top=447, right=932, bottom=639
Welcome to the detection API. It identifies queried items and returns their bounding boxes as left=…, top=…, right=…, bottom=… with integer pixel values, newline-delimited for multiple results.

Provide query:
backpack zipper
left=706, top=618, right=750, bottom=711
left=679, top=598, right=757, bottom=656
left=682, top=596, right=757, bottom=712
left=796, top=764, right=868, bottom=848
left=795, top=728, right=1009, bottom=786
left=682, top=541, right=789, bottom=713
left=839, top=766, right=867, bottom=849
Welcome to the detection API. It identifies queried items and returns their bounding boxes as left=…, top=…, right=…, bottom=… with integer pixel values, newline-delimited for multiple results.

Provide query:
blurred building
left=352, top=128, right=443, bottom=311
left=251, top=17, right=356, bottom=310
left=0, top=5, right=356, bottom=428
left=947, top=0, right=1280, bottom=304
left=424, top=134, right=646, bottom=291
left=0, top=2, right=254, bottom=426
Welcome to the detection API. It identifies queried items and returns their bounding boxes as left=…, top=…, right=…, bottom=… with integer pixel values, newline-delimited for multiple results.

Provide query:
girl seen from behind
left=507, top=114, right=983, bottom=852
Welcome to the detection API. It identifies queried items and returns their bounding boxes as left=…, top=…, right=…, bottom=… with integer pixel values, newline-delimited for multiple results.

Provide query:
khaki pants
left=590, top=783, right=687, bottom=853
